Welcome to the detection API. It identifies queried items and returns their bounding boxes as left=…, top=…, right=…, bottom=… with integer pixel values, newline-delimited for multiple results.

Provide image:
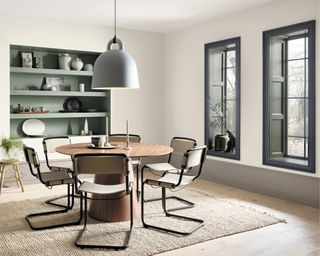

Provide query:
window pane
left=226, top=50, right=236, bottom=68
left=209, top=86, right=223, bottom=114
left=287, top=99, right=305, bottom=137
left=209, top=50, right=224, bottom=84
left=226, top=68, right=236, bottom=99
left=210, top=117, right=224, bottom=138
left=288, top=60, right=305, bottom=97
left=287, top=137, right=305, bottom=157
left=288, top=38, right=305, bottom=60
left=226, top=100, right=236, bottom=132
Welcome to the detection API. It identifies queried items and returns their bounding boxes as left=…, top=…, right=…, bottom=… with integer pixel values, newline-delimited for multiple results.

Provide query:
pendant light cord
left=113, top=0, right=117, bottom=43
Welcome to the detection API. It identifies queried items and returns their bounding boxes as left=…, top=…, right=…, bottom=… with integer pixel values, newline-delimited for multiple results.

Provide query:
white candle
left=126, top=120, right=128, bottom=135
left=106, top=116, right=109, bottom=135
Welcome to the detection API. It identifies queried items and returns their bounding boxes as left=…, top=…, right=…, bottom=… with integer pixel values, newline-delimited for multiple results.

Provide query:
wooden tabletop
left=56, top=142, right=173, bottom=158
left=56, top=141, right=173, bottom=222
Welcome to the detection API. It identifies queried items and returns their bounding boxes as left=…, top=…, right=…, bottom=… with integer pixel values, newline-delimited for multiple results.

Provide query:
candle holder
left=124, top=120, right=131, bottom=150
left=124, top=134, right=132, bottom=150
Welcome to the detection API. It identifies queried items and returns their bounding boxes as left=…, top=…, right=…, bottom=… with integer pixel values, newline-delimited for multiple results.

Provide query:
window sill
left=270, top=157, right=308, bottom=166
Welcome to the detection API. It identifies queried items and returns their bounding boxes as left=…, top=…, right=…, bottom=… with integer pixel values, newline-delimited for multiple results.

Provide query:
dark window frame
left=263, top=20, right=315, bottom=173
left=204, top=37, right=241, bottom=160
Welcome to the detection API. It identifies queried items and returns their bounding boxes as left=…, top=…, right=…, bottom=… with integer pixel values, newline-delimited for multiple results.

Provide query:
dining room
left=0, top=0, right=319, bottom=255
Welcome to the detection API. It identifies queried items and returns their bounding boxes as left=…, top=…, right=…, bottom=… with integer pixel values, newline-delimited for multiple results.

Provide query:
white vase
left=83, top=118, right=89, bottom=135
left=59, top=53, right=71, bottom=70
left=71, top=58, right=84, bottom=71
left=84, top=64, right=93, bottom=71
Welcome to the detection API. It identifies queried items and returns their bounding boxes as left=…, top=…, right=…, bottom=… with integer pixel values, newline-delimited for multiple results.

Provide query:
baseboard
left=202, top=158, right=320, bottom=208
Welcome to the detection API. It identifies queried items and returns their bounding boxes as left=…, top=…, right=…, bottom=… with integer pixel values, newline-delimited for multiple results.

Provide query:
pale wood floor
left=0, top=176, right=319, bottom=256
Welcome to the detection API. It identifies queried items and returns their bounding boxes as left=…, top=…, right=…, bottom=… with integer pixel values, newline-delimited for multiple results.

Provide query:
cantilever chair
left=73, top=153, right=134, bottom=250
left=143, top=137, right=197, bottom=211
left=43, top=136, right=73, bottom=172
left=43, top=136, right=76, bottom=209
left=23, top=145, right=82, bottom=230
left=141, top=145, right=207, bottom=236
left=109, top=134, right=141, bottom=195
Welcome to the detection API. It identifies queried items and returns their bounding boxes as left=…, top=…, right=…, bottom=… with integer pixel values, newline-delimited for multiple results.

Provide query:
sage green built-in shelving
left=11, top=90, right=107, bottom=97
left=10, top=112, right=107, bottom=120
left=10, top=67, right=93, bottom=77
left=10, top=44, right=110, bottom=138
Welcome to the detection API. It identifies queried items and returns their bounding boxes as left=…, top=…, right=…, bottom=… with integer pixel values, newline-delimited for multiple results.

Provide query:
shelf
left=10, top=90, right=107, bottom=97
left=10, top=67, right=93, bottom=77
left=10, top=45, right=109, bottom=138
left=10, top=112, right=107, bottom=120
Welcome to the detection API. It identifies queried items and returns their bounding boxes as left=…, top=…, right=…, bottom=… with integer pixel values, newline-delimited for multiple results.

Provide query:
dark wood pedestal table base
left=56, top=142, right=172, bottom=222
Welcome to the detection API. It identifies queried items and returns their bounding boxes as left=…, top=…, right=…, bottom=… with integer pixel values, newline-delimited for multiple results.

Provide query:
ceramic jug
left=59, top=53, right=71, bottom=70
left=71, top=58, right=84, bottom=71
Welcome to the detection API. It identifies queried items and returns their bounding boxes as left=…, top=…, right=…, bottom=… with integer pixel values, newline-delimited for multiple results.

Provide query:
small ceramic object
left=50, top=86, right=57, bottom=91
left=83, top=118, right=89, bottom=135
left=91, top=136, right=100, bottom=146
left=24, top=106, right=31, bottom=112
left=79, top=83, right=85, bottom=92
left=84, top=64, right=93, bottom=71
left=42, top=84, right=50, bottom=91
left=22, top=54, right=33, bottom=68
left=99, top=136, right=106, bottom=147
left=16, top=104, right=24, bottom=113
left=71, top=58, right=83, bottom=71
left=32, top=57, right=41, bottom=68
left=59, top=53, right=72, bottom=70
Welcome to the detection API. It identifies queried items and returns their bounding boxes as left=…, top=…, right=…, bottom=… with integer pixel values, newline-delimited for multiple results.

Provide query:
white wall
left=0, top=0, right=318, bottom=179
left=0, top=14, right=164, bottom=159
left=163, top=0, right=320, bottom=177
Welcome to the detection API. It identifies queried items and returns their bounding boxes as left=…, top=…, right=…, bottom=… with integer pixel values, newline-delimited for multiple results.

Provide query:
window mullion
left=304, top=36, right=307, bottom=159
left=284, top=39, right=289, bottom=157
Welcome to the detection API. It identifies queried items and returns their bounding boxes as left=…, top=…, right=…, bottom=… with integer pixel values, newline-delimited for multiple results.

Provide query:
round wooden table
left=56, top=142, right=172, bottom=222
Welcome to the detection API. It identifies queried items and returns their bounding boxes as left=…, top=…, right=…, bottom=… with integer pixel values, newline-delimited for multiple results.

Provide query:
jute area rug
left=0, top=186, right=284, bottom=256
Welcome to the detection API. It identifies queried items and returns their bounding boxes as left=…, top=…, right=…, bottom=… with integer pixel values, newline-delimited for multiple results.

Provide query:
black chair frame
left=141, top=146, right=207, bottom=236
left=24, top=145, right=82, bottom=230
left=143, top=136, right=197, bottom=212
left=73, top=153, right=134, bottom=250
left=42, top=136, right=80, bottom=209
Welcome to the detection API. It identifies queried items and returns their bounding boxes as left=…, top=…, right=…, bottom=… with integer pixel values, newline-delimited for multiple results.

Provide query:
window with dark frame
left=263, top=20, right=315, bottom=173
left=205, top=37, right=240, bottom=160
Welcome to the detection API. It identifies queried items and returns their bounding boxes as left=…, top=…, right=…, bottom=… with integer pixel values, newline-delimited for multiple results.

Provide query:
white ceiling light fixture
left=91, top=0, right=139, bottom=90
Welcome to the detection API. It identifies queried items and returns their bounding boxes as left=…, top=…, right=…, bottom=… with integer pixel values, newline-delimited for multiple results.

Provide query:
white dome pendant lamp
left=91, top=0, right=139, bottom=89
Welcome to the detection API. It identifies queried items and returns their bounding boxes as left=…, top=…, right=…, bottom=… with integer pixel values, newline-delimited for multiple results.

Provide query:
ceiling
left=0, top=0, right=277, bottom=33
